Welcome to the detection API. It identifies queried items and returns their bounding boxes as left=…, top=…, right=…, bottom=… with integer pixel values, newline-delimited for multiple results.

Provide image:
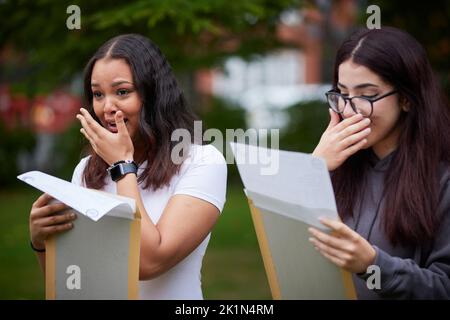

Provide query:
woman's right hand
left=29, top=193, right=77, bottom=251
left=312, top=110, right=371, bottom=171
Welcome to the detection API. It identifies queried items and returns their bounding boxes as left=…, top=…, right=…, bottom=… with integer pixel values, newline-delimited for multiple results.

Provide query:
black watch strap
left=107, top=160, right=138, bottom=182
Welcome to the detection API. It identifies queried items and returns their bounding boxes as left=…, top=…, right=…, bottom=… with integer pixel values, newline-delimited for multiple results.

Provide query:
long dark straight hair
left=82, top=34, right=198, bottom=190
left=331, top=27, right=450, bottom=246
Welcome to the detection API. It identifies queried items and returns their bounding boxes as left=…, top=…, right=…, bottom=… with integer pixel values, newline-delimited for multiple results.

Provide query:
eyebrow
left=337, top=82, right=379, bottom=89
left=91, top=80, right=134, bottom=87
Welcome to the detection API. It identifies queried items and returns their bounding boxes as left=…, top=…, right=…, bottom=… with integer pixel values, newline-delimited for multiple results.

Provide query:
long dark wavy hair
left=82, top=34, right=198, bottom=190
left=331, top=27, right=450, bottom=246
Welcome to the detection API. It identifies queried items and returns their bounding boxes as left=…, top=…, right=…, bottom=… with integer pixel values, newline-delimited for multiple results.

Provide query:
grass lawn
left=203, top=185, right=271, bottom=299
left=0, top=188, right=44, bottom=299
left=0, top=184, right=271, bottom=299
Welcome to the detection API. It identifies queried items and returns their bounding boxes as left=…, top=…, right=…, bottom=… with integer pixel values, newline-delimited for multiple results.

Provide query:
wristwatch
left=107, top=160, right=138, bottom=182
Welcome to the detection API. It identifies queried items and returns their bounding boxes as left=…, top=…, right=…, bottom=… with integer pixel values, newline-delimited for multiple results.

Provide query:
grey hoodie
left=342, top=150, right=450, bottom=299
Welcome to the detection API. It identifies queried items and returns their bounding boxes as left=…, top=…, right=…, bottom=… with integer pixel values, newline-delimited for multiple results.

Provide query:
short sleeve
left=173, top=144, right=227, bottom=212
left=71, top=156, right=90, bottom=187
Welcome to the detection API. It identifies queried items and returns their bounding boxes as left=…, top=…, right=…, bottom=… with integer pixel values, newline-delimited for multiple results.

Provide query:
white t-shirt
left=71, top=144, right=227, bottom=299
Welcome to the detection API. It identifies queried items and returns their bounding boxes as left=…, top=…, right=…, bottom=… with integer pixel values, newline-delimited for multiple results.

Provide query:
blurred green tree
left=0, top=123, right=35, bottom=187
left=0, top=0, right=302, bottom=94
left=279, top=100, right=328, bottom=153
left=365, top=0, right=450, bottom=90
left=198, top=97, right=247, bottom=184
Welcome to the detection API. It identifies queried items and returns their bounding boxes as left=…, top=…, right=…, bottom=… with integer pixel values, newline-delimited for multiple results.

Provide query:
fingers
left=327, top=109, right=341, bottom=129
left=318, top=249, right=346, bottom=267
left=41, top=222, right=75, bottom=236
left=339, top=126, right=370, bottom=150
left=342, top=138, right=368, bottom=158
left=79, top=108, right=101, bottom=132
left=333, top=113, right=366, bottom=134
left=115, top=110, right=129, bottom=137
left=32, top=193, right=54, bottom=209
left=31, top=202, right=69, bottom=219
left=336, top=117, right=371, bottom=141
left=308, top=227, right=349, bottom=251
left=319, top=218, right=355, bottom=237
left=77, top=107, right=108, bottom=139
left=77, top=111, right=98, bottom=141
left=35, top=211, right=77, bottom=228
left=310, top=237, right=351, bottom=263
left=30, top=209, right=76, bottom=247
left=319, top=218, right=360, bottom=241
left=314, top=113, right=370, bottom=171
left=80, top=127, right=93, bottom=145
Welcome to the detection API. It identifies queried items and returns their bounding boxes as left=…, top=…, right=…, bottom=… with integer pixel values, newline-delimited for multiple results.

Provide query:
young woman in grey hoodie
left=309, top=27, right=450, bottom=299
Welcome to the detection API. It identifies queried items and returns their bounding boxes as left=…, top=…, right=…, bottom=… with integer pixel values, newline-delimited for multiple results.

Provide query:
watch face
left=110, top=165, right=122, bottom=182
left=109, top=162, right=138, bottom=182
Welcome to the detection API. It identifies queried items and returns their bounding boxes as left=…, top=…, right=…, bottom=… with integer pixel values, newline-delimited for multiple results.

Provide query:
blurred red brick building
left=195, top=0, right=357, bottom=96
left=0, top=84, right=80, bottom=134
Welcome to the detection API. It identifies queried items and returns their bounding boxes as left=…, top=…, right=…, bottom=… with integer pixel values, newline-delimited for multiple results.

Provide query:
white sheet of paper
left=230, top=142, right=339, bottom=230
left=17, top=171, right=135, bottom=221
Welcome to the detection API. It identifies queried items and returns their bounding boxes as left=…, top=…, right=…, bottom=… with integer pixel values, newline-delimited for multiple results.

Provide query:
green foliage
left=279, top=100, right=329, bottom=153
left=0, top=188, right=44, bottom=299
left=199, top=97, right=247, bottom=133
left=53, top=122, right=87, bottom=181
left=0, top=122, right=86, bottom=188
left=1, top=0, right=302, bottom=94
left=361, top=0, right=450, bottom=91
left=0, top=123, right=36, bottom=187
left=198, top=97, right=248, bottom=184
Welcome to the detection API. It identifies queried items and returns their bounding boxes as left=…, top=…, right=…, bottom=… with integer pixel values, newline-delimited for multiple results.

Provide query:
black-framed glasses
left=325, top=90, right=398, bottom=118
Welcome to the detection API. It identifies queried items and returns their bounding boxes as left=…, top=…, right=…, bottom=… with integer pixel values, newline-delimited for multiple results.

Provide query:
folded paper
left=18, top=171, right=141, bottom=300
left=230, top=142, right=356, bottom=299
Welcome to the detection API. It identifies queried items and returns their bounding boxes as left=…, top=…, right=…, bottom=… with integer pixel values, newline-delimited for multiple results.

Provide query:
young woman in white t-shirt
left=28, top=34, right=227, bottom=299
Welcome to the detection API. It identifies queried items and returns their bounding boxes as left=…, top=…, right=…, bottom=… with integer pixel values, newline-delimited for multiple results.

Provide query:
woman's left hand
left=76, top=108, right=134, bottom=165
left=308, top=217, right=376, bottom=274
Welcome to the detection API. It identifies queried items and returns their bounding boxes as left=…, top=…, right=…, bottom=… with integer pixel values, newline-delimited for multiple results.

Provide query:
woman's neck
left=372, top=126, right=400, bottom=160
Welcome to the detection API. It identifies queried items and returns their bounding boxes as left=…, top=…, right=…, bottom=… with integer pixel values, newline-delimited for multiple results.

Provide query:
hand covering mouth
left=105, top=119, right=129, bottom=132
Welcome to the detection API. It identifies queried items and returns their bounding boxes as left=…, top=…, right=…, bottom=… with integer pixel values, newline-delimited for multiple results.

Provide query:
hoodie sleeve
left=358, top=172, right=450, bottom=299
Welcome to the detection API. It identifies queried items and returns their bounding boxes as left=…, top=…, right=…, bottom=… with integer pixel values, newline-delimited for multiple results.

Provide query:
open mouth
left=106, top=119, right=129, bottom=133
